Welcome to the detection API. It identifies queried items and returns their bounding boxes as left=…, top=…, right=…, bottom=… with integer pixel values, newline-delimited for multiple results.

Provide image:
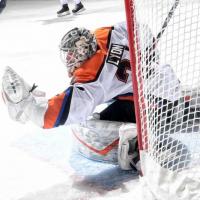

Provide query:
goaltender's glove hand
left=1, top=66, right=47, bottom=125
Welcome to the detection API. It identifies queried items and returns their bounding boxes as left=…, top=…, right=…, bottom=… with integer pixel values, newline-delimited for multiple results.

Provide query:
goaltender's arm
left=42, top=83, right=104, bottom=129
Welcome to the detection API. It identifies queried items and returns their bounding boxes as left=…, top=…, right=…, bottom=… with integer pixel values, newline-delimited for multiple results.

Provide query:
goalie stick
left=145, top=0, right=180, bottom=78
left=150, top=0, right=180, bottom=60
left=156, top=0, right=180, bottom=42
left=146, top=0, right=180, bottom=66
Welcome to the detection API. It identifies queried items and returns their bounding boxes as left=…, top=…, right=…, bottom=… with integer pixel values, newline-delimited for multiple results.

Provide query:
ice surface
left=0, top=1, right=142, bottom=199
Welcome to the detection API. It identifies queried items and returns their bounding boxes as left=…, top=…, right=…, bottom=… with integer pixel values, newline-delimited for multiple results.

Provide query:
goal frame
left=124, top=0, right=144, bottom=152
left=124, top=0, right=200, bottom=198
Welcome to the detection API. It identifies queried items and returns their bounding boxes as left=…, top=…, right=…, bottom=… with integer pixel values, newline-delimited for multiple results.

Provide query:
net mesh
left=125, top=0, right=200, bottom=198
left=130, top=0, right=200, bottom=170
left=126, top=0, right=200, bottom=182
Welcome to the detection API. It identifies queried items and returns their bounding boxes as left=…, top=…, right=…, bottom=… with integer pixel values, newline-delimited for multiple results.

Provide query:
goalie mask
left=59, top=27, right=97, bottom=73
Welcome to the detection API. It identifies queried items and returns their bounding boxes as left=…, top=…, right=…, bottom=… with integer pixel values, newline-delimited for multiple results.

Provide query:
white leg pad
left=118, top=123, right=139, bottom=170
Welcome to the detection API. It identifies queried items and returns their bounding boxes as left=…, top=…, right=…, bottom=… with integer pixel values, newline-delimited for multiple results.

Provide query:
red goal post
left=124, top=0, right=143, bottom=151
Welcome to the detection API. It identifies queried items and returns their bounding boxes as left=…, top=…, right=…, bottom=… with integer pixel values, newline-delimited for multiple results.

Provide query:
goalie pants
left=99, top=100, right=136, bottom=123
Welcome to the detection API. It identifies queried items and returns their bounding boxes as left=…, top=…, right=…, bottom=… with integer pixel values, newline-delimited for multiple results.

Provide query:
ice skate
left=57, top=4, right=70, bottom=17
left=72, top=2, right=85, bottom=15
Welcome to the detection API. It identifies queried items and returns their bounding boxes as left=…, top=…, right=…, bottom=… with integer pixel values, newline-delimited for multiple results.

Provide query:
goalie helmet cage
left=124, top=0, right=200, bottom=199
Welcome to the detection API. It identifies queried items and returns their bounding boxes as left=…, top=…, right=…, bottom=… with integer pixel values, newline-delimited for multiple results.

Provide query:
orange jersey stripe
left=44, top=92, right=66, bottom=129
left=94, top=26, right=112, bottom=53
left=73, top=26, right=112, bottom=83
left=73, top=51, right=105, bottom=83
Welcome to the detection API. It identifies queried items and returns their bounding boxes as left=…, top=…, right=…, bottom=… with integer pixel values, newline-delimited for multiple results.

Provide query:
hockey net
left=124, top=0, right=200, bottom=199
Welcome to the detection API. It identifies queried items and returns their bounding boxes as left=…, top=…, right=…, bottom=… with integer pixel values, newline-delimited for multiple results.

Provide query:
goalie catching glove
left=2, top=66, right=47, bottom=126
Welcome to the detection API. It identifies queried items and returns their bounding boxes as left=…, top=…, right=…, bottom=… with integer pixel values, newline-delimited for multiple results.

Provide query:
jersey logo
left=115, top=59, right=131, bottom=83
left=106, top=44, right=125, bottom=66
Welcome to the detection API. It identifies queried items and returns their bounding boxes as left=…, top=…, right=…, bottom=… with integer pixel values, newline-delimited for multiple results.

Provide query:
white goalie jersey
left=41, top=22, right=134, bottom=128
left=2, top=22, right=181, bottom=129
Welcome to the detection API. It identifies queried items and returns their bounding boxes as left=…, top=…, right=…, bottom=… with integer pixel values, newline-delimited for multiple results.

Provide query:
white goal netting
left=125, top=0, right=200, bottom=199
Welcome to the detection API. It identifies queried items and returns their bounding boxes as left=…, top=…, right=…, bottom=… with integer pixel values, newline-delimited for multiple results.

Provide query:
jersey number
left=115, top=59, right=131, bottom=83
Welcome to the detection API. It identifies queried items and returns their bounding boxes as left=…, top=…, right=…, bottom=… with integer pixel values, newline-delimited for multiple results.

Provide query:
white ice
left=0, top=1, right=142, bottom=199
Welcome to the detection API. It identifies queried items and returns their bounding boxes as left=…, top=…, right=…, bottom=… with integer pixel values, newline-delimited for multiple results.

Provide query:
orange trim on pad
left=73, top=130, right=119, bottom=155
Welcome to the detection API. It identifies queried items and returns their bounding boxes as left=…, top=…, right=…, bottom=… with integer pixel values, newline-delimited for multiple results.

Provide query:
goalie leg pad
left=71, top=119, right=125, bottom=164
left=118, top=123, right=140, bottom=171
left=71, top=120, right=139, bottom=169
